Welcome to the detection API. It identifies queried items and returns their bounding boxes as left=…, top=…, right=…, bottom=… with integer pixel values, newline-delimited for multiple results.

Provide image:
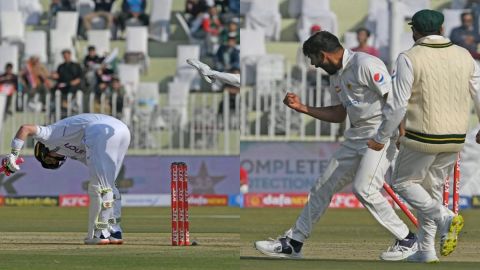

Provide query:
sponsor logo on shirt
left=373, top=72, right=385, bottom=84
left=347, top=83, right=352, bottom=90
left=335, top=86, right=341, bottom=93
left=64, top=143, right=85, bottom=154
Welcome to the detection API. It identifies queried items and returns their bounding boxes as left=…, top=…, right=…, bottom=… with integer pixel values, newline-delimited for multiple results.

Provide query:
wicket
left=443, top=154, right=461, bottom=215
left=171, top=162, right=190, bottom=246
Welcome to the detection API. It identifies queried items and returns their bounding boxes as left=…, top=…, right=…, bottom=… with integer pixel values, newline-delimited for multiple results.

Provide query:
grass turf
left=0, top=206, right=239, bottom=270
left=241, top=208, right=480, bottom=270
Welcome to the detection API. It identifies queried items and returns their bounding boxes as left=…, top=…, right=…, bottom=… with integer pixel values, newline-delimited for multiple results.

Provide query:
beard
left=317, top=63, right=338, bottom=75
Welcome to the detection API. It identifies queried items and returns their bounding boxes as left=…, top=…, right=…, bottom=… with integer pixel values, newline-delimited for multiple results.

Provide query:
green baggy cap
left=409, top=9, right=444, bottom=33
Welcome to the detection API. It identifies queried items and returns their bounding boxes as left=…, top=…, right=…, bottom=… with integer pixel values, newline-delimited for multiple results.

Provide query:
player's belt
left=405, top=130, right=466, bottom=144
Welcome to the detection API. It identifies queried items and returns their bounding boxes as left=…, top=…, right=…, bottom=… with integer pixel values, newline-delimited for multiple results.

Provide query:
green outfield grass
left=241, top=208, right=480, bottom=270
left=0, top=206, right=239, bottom=270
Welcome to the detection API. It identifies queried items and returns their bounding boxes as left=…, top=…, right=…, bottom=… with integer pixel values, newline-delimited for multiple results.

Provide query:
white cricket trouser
left=85, top=117, right=131, bottom=238
left=286, top=139, right=410, bottom=242
left=392, top=145, right=456, bottom=252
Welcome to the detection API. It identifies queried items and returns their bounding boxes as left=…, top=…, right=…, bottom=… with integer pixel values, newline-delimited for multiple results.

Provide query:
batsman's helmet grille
left=34, top=142, right=66, bottom=170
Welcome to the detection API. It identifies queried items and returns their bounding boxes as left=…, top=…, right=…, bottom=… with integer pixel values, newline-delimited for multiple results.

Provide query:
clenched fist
left=283, top=92, right=305, bottom=112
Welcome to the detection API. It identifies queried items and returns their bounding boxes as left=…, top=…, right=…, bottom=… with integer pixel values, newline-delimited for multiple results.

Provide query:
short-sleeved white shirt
left=33, top=114, right=115, bottom=163
left=327, top=50, right=391, bottom=143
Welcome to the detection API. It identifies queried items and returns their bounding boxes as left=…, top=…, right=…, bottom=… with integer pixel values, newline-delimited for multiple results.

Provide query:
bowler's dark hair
left=302, top=31, right=343, bottom=56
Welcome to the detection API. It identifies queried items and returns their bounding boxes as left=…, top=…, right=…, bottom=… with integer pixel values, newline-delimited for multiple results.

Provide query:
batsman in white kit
left=254, top=31, right=417, bottom=260
left=2, top=113, right=131, bottom=245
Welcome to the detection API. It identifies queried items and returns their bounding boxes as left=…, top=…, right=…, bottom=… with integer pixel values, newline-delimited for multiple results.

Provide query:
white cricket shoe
left=438, top=214, right=464, bottom=256
left=254, top=237, right=303, bottom=259
left=84, top=236, right=110, bottom=245
left=380, top=235, right=418, bottom=261
left=406, top=250, right=439, bottom=263
left=186, top=59, right=215, bottom=83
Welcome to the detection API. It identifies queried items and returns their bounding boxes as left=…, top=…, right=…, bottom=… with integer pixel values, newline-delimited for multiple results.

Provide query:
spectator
left=351, top=27, right=380, bottom=57
left=110, top=77, right=125, bottom=116
left=219, top=20, right=239, bottom=45
left=21, top=56, right=52, bottom=110
left=84, top=46, right=105, bottom=92
left=215, top=35, right=239, bottom=71
left=185, top=0, right=209, bottom=25
left=0, top=63, right=18, bottom=116
left=95, top=64, right=115, bottom=99
left=193, top=6, right=223, bottom=54
left=115, top=0, right=149, bottom=38
left=49, top=0, right=76, bottom=27
left=83, top=0, right=116, bottom=31
left=84, top=46, right=104, bottom=70
left=450, top=12, right=480, bottom=59
left=228, top=0, right=240, bottom=14
left=51, top=49, right=83, bottom=107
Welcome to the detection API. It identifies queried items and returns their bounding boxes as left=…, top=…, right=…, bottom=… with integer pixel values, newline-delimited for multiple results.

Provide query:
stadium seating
left=25, top=31, right=48, bottom=63
left=245, top=0, right=281, bottom=41
left=87, top=30, right=111, bottom=56
left=0, top=44, right=19, bottom=73
left=150, top=0, right=173, bottom=42
left=0, top=11, right=25, bottom=43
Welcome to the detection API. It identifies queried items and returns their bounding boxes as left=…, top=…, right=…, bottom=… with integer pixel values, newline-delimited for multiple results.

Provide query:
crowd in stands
left=0, top=0, right=240, bottom=123
left=185, top=0, right=240, bottom=73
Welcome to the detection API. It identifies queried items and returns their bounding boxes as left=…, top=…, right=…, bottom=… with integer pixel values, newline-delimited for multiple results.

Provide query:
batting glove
left=2, top=153, right=20, bottom=175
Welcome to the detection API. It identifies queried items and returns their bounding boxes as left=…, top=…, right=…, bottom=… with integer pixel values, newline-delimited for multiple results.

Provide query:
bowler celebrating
left=254, top=31, right=417, bottom=260
left=2, top=113, right=131, bottom=245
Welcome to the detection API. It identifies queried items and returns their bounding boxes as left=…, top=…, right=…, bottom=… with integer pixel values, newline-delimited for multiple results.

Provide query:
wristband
left=11, top=138, right=24, bottom=155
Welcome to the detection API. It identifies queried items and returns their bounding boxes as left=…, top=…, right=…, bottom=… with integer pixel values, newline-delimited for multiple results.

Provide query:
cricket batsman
left=2, top=113, right=131, bottom=245
left=186, top=59, right=240, bottom=87
left=254, top=31, right=417, bottom=260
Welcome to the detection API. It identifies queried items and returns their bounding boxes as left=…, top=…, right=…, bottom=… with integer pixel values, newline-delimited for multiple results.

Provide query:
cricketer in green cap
left=409, top=9, right=444, bottom=34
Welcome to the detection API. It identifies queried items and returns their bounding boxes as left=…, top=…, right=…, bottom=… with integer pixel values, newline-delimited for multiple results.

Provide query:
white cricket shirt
left=328, top=49, right=392, bottom=144
left=33, top=114, right=116, bottom=163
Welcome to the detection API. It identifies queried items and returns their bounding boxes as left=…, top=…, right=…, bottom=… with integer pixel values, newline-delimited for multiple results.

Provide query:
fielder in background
left=255, top=31, right=417, bottom=260
left=186, top=59, right=240, bottom=87
left=368, top=9, right=480, bottom=262
left=2, top=113, right=131, bottom=245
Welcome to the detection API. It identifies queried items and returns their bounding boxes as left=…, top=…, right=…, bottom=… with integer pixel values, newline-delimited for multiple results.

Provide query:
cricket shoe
left=108, top=231, right=124, bottom=245
left=254, top=237, right=303, bottom=259
left=84, top=235, right=110, bottom=245
left=438, top=214, right=464, bottom=256
left=186, top=59, right=215, bottom=83
left=380, top=235, right=418, bottom=261
left=406, top=250, right=439, bottom=263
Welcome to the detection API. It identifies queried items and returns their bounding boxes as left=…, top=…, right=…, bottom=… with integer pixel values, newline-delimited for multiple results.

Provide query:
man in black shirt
left=84, top=46, right=105, bottom=92
left=52, top=49, right=83, bottom=96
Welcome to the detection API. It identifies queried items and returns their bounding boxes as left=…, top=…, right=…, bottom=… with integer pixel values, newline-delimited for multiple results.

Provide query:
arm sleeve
left=374, top=53, right=414, bottom=143
left=357, top=58, right=391, bottom=97
left=33, top=125, right=53, bottom=141
left=469, top=59, right=480, bottom=120
left=211, top=72, right=241, bottom=87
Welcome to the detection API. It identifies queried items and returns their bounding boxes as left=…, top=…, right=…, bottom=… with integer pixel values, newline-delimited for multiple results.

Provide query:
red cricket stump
left=452, top=154, right=460, bottom=215
left=0, top=157, right=25, bottom=176
left=383, top=182, right=419, bottom=227
left=443, top=175, right=450, bottom=208
left=171, top=162, right=190, bottom=246
left=171, top=163, right=179, bottom=246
